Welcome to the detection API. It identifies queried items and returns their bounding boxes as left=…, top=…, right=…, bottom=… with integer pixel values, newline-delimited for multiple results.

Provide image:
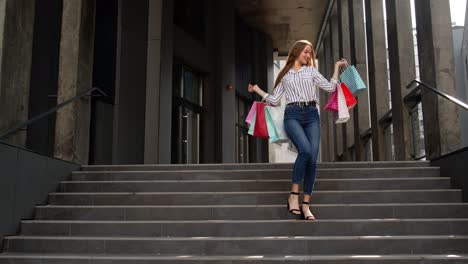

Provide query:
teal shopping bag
left=340, top=65, right=366, bottom=95
left=264, top=107, right=279, bottom=143
left=248, top=114, right=256, bottom=136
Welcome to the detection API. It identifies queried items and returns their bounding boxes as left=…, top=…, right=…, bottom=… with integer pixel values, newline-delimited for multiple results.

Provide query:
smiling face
left=286, top=40, right=315, bottom=68
left=297, top=44, right=312, bottom=65
left=274, top=40, right=316, bottom=88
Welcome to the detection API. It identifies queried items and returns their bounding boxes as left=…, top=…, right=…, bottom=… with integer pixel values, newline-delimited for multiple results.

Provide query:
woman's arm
left=248, top=82, right=284, bottom=106
left=312, top=58, right=348, bottom=92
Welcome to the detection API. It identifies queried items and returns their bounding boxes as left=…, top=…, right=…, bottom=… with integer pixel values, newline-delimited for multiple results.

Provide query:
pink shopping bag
left=245, top=101, right=258, bottom=124
left=324, top=90, right=338, bottom=112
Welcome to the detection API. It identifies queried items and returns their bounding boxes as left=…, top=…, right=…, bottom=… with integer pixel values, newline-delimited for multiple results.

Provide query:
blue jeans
left=283, top=105, right=320, bottom=195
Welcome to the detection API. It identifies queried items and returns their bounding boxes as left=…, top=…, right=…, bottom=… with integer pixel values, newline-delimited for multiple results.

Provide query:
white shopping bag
left=335, top=84, right=350, bottom=124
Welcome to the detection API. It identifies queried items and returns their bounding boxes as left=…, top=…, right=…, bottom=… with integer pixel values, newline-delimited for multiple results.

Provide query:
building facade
left=0, top=0, right=274, bottom=165
left=0, top=0, right=465, bottom=165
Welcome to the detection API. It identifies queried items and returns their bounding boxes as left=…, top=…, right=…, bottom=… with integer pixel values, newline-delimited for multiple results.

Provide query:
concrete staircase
left=2, top=161, right=468, bottom=263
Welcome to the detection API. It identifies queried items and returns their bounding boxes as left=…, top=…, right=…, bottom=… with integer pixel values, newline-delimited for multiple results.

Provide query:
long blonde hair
left=274, top=40, right=316, bottom=89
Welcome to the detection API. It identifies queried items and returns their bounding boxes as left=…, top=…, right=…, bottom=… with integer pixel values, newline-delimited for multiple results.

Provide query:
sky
left=450, top=0, right=466, bottom=26
left=409, top=0, right=466, bottom=27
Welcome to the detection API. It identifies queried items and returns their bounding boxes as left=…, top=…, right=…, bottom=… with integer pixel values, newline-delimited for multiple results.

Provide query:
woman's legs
left=288, top=184, right=301, bottom=215
left=284, top=107, right=313, bottom=216
left=301, top=109, right=320, bottom=219
left=284, top=116, right=313, bottom=183
left=302, top=107, right=321, bottom=195
left=284, top=106, right=320, bottom=219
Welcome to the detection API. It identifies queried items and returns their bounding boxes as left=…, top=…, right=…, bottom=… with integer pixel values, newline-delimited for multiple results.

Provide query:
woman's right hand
left=248, top=84, right=267, bottom=98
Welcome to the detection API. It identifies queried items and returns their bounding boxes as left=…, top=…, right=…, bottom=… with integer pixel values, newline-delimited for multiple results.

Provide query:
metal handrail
left=405, top=79, right=468, bottom=111
left=0, top=87, right=107, bottom=140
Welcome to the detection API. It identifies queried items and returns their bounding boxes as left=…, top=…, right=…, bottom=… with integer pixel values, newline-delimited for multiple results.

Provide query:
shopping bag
left=264, top=107, right=279, bottom=143
left=341, top=82, right=357, bottom=109
left=324, top=89, right=338, bottom=112
left=340, top=64, right=366, bottom=95
left=253, top=102, right=269, bottom=138
left=248, top=114, right=256, bottom=135
left=265, top=96, right=289, bottom=142
left=245, top=101, right=257, bottom=124
left=335, top=84, right=350, bottom=124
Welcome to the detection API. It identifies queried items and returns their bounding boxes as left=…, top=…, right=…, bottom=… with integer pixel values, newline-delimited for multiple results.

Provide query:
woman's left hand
left=335, top=58, right=348, bottom=67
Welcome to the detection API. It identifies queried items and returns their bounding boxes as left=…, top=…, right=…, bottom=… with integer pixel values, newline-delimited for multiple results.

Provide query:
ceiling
left=236, top=0, right=328, bottom=55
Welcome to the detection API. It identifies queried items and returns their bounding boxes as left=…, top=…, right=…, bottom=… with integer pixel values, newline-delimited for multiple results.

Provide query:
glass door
left=236, top=96, right=251, bottom=163
left=176, top=106, right=200, bottom=164
left=172, top=63, right=203, bottom=164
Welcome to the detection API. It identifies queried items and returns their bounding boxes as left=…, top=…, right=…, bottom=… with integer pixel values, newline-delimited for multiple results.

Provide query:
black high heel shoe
left=301, top=201, right=316, bottom=220
left=287, top=192, right=301, bottom=215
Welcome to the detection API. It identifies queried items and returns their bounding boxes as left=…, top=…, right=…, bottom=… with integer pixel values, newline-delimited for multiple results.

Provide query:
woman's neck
left=293, top=61, right=303, bottom=72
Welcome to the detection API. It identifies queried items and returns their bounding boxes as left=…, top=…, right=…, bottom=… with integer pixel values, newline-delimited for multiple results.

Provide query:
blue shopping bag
left=339, top=65, right=366, bottom=95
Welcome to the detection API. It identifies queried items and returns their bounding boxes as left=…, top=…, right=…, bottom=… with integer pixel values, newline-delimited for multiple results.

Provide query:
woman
left=248, top=40, right=347, bottom=220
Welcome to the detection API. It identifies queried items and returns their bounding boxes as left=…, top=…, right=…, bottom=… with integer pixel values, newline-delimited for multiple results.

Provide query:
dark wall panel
left=112, top=0, right=149, bottom=164
left=0, top=142, right=79, bottom=249
left=26, top=0, right=63, bottom=156
left=90, top=0, right=119, bottom=165
left=431, top=147, right=468, bottom=202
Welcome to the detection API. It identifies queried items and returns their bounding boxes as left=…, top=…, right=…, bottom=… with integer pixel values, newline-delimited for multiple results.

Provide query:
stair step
left=48, top=190, right=462, bottom=206
left=1, top=253, right=468, bottom=263
left=80, top=161, right=431, bottom=171
left=6, top=162, right=467, bottom=261
left=19, top=219, right=468, bottom=237
left=60, top=178, right=451, bottom=192
left=71, top=167, right=440, bottom=181
left=4, top=235, right=468, bottom=255
left=35, top=203, right=468, bottom=220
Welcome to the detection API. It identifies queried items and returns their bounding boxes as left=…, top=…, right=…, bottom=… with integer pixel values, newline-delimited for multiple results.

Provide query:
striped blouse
left=263, top=65, right=339, bottom=106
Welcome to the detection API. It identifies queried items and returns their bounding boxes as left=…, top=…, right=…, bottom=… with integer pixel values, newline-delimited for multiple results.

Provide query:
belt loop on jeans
left=287, top=101, right=316, bottom=107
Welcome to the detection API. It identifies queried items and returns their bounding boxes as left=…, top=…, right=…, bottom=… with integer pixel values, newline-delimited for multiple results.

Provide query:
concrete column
left=319, top=30, right=331, bottom=161
left=317, top=33, right=324, bottom=160
left=365, top=0, right=389, bottom=160
left=386, top=0, right=416, bottom=160
left=54, top=0, right=95, bottom=164
left=330, top=3, right=341, bottom=160
left=462, top=5, right=468, bottom=147
left=341, top=0, right=354, bottom=160
left=0, top=0, right=35, bottom=146
left=349, top=0, right=370, bottom=161
left=415, top=0, right=461, bottom=158
left=144, top=0, right=173, bottom=164
left=216, top=1, right=236, bottom=163
left=156, top=0, right=174, bottom=164
left=144, top=0, right=163, bottom=164
left=337, top=0, right=351, bottom=160
left=327, top=13, right=338, bottom=161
